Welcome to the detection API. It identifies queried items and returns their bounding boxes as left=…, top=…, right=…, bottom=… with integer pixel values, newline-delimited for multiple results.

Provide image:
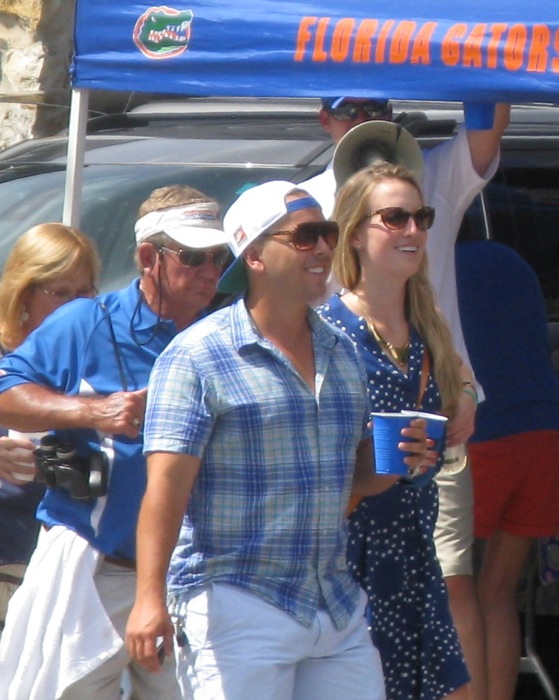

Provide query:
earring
left=20, top=309, right=29, bottom=324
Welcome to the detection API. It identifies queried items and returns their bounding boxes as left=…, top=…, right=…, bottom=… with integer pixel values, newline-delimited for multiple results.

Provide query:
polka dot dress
left=318, top=295, right=469, bottom=700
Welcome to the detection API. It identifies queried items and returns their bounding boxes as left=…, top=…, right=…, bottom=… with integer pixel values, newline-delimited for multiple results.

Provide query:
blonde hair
left=0, top=223, right=100, bottom=351
left=137, top=184, right=214, bottom=218
left=332, top=162, right=462, bottom=417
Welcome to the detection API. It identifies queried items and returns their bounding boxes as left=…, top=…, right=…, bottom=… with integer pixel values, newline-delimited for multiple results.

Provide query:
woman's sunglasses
left=269, top=221, right=339, bottom=251
left=159, top=245, right=230, bottom=268
left=364, top=206, right=435, bottom=231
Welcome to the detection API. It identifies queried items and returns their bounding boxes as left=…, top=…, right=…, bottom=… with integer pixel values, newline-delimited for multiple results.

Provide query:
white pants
left=174, top=583, right=385, bottom=700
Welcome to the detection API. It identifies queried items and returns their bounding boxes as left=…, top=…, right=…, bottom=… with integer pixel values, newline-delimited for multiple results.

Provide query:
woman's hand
left=0, top=435, right=37, bottom=484
left=446, top=388, right=476, bottom=447
left=400, top=418, right=432, bottom=473
left=407, top=439, right=438, bottom=478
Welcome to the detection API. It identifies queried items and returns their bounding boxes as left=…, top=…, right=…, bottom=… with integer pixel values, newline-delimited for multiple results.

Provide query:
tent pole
left=63, top=88, right=89, bottom=228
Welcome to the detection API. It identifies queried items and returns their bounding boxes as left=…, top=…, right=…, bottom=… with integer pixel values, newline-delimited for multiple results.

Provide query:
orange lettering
left=463, top=23, right=486, bottom=67
left=353, top=19, right=378, bottom=62
left=331, top=18, right=355, bottom=62
left=295, top=17, right=316, bottom=61
left=527, top=25, right=550, bottom=72
left=410, top=22, right=437, bottom=65
left=553, top=28, right=559, bottom=72
left=487, top=23, right=507, bottom=69
left=389, top=21, right=416, bottom=64
left=312, top=17, right=330, bottom=62
left=504, top=24, right=527, bottom=70
left=376, top=20, right=395, bottom=63
left=441, top=23, right=467, bottom=66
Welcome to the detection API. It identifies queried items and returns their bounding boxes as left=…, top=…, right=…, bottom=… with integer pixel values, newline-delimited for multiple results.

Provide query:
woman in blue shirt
left=0, top=222, right=99, bottom=634
left=319, top=162, right=475, bottom=700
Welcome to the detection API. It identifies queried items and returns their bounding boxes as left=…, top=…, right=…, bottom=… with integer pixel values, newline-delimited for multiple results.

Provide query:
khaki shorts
left=434, top=461, right=474, bottom=577
left=0, top=563, right=26, bottom=634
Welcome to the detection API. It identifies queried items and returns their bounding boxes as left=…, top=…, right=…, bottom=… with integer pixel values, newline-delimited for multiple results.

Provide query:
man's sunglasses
left=327, top=100, right=391, bottom=121
left=159, top=245, right=230, bottom=268
left=364, top=206, right=435, bottom=231
left=269, top=221, right=339, bottom=251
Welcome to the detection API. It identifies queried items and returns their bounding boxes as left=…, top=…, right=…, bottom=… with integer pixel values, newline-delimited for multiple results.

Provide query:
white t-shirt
left=302, top=127, right=499, bottom=398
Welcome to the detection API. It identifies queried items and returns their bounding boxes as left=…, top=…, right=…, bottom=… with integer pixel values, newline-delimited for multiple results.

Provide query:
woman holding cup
left=318, top=162, right=477, bottom=700
left=0, top=223, right=99, bottom=633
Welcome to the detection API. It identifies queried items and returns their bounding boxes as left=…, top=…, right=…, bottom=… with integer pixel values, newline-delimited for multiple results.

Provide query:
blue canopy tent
left=64, top=0, right=559, bottom=224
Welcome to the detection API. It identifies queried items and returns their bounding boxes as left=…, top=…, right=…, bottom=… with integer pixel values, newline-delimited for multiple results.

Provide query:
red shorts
left=469, top=430, right=559, bottom=539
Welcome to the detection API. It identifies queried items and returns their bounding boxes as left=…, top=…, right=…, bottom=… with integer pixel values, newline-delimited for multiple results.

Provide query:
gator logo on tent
left=133, top=6, right=193, bottom=60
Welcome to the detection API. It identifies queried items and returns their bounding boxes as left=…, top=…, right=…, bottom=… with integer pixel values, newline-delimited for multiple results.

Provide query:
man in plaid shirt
left=126, top=181, right=428, bottom=700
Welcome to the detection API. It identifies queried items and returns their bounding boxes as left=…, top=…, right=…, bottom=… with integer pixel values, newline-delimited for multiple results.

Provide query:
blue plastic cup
left=463, top=102, right=495, bottom=130
left=371, top=412, right=414, bottom=476
left=401, top=410, right=448, bottom=452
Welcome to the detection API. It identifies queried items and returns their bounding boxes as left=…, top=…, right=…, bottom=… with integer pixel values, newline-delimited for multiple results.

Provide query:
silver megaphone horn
left=333, top=120, right=424, bottom=189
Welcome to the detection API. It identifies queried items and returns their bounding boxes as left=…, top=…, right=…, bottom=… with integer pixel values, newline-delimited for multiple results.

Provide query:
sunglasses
left=159, top=245, right=230, bottom=268
left=364, top=206, right=435, bottom=231
left=269, top=221, right=339, bottom=251
left=327, top=100, right=391, bottom=121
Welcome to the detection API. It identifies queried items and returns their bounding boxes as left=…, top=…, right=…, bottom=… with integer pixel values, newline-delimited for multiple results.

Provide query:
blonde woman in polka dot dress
left=318, top=163, right=477, bottom=700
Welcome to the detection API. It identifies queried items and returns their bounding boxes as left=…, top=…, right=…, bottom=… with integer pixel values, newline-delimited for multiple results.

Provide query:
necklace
left=355, top=296, right=410, bottom=367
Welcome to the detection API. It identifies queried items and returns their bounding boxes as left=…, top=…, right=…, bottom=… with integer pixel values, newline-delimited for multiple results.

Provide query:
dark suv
left=0, top=98, right=558, bottom=332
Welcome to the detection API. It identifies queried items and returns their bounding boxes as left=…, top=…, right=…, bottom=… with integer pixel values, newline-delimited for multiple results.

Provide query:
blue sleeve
left=0, top=299, right=96, bottom=395
left=144, top=342, right=214, bottom=457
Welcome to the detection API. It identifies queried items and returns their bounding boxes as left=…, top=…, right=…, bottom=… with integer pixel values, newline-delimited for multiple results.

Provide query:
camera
left=34, top=434, right=109, bottom=500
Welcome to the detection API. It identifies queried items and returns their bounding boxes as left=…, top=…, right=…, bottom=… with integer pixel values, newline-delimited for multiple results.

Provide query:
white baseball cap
left=218, top=181, right=306, bottom=294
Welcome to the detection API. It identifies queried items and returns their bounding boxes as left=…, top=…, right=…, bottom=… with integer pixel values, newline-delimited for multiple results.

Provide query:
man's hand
left=126, top=596, right=174, bottom=672
left=0, top=384, right=147, bottom=436
left=399, top=417, right=430, bottom=472
left=126, top=452, right=200, bottom=671
left=85, top=388, right=147, bottom=438
left=0, top=435, right=37, bottom=484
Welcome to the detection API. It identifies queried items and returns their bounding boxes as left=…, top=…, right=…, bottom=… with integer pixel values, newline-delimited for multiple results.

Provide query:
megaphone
left=332, top=120, right=424, bottom=189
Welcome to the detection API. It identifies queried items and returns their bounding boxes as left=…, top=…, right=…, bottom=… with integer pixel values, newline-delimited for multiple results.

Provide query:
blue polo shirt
left=0, top=280, right=177, bottom=560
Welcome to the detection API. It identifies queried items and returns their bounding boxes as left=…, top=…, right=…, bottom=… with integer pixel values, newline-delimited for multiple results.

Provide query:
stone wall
left=0, top=0, right=74, bottom=149
left=0, top=1, right=159, bottom=151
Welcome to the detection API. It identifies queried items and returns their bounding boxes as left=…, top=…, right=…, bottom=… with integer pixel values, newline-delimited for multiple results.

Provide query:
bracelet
left=462, top=386, right=478, bottom=405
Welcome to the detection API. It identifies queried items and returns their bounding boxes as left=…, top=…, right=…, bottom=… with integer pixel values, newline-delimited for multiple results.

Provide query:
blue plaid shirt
left=144, top=297, right=370, bottom=629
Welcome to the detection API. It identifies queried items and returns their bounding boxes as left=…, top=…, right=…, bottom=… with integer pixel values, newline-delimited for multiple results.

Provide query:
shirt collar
left=229, top=296, right=337, bottom=353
